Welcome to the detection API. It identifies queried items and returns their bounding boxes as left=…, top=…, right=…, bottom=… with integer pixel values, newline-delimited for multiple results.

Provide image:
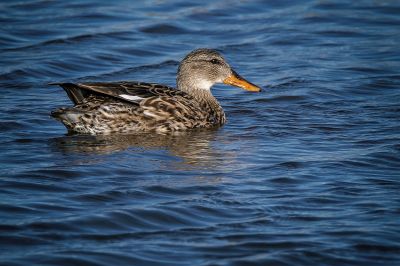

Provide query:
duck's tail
left=51, top=107, right=84, bottom=132
left=49, top=82, right=89, bottom=105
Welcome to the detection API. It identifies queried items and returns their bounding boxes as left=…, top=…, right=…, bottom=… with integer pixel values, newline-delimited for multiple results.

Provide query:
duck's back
left=51, top=82, right=225, bottom=134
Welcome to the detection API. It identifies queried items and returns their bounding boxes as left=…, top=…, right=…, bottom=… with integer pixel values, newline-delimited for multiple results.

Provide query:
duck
left=51, top=48, right=261, bottom=134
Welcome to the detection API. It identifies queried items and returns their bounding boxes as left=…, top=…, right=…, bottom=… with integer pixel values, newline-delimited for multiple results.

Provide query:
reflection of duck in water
left=51, top=129, right=237, bottom=169
left=51, top=49, right=261, bottom=134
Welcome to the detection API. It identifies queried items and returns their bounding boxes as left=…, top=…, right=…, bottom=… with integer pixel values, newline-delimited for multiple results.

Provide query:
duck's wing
left=51, top=81, right=188, bottom=105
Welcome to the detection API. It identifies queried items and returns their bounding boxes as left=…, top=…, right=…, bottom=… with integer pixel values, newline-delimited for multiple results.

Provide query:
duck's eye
left=210, top=59, right=221, bottom=65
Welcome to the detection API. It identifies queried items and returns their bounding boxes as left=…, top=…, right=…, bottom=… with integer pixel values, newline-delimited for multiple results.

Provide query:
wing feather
left=51, top=81, right=189, bottom=105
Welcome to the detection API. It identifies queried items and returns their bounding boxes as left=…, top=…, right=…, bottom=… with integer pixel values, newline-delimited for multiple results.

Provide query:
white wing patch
left=143, top=110, right=158, bottom=118
left=120, top=94, right=144, bottom=102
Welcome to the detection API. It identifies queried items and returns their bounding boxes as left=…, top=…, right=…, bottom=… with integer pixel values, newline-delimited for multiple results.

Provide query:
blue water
left=1, top=1, right=400, bottom=265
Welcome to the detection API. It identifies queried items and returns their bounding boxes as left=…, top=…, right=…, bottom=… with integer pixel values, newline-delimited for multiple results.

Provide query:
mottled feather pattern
left=51, top=82, right=226, bottom=134
left=76, top=82, right=186, bottom=104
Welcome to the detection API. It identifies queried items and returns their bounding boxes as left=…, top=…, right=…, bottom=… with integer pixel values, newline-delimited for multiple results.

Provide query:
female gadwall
left=51, top=48, right=261, bottom=134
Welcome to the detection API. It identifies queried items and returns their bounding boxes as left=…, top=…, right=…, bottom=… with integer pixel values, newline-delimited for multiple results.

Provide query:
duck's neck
left=177, top=80, right=225, bottom=125
left=178, top=82, right=220, bottom=108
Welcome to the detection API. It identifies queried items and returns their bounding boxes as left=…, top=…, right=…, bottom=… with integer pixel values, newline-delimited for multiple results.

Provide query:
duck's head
left=177, top=48, right=262, bottom=93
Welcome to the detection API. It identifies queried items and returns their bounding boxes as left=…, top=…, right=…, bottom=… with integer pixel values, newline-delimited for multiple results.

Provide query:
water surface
left=1, top=1, right=400, bottom=265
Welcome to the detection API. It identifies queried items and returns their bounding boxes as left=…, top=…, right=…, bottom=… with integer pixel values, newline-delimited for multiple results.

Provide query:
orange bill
left=223, top=70, right=262, bottom=92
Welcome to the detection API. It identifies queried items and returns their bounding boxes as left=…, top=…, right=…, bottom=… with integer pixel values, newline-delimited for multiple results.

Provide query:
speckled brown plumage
left=51, top=49, right=261, bottom=134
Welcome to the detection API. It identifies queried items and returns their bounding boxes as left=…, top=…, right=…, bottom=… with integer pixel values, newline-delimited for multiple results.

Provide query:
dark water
left=1, top=1, right=400, bottom=265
